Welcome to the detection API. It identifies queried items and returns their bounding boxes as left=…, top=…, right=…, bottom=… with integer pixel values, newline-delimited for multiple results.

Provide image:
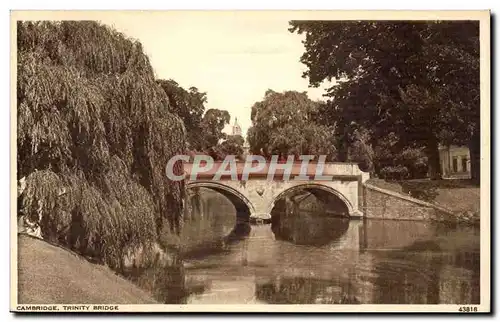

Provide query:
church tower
left=231, top=117, right=242, bottom=136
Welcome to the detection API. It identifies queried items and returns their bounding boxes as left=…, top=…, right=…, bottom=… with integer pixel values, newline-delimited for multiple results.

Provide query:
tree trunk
left=468, top=130, right=480, bottom=184
left=425, top=137, right=442, bottom=180
left=337, top=134, right=349, bottom=162
left=338, top=146, right=348, bottom=162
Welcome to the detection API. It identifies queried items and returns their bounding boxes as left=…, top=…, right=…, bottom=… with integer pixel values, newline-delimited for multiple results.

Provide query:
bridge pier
left=250, top=213, right=271, bottom=220
left=250, top=213, right=272, bottom=225
left=349, top=210, right=364, bottom=219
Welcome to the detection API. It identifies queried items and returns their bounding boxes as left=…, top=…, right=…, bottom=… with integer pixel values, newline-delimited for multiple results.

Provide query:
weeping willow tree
left=17, top=21, right=186, bottom=271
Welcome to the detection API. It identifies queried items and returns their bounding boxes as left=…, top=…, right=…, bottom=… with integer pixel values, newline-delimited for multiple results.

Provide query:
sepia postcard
left=10, top=10, right=490, bottom=313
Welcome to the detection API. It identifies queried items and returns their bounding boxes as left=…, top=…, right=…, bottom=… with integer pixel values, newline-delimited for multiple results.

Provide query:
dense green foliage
left=247, top=90, right=336, bottom=159
left=17, top=21, right=186, bottom=270
left=156, top=79, right=206, bottom=150
left=289, top=21, right=480, bottom=180
left=201, top=109, right=231, bottom=149
left=156, top=79, right=233, bottom=159
left=217, top=135, right=245, bottom=160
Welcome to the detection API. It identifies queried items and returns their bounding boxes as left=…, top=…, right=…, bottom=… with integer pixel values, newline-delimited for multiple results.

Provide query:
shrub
left=380, top=165, right=409, bottom=181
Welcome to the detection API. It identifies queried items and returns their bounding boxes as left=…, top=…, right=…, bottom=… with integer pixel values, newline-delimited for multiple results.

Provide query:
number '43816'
left=459, top=306, right=478, bottom=312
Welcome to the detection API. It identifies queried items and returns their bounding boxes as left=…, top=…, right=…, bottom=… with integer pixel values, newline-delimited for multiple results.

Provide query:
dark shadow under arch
left=186, top=181, right=254, bottom=245
left=269, top=184, right=351, bottom=246
left=268, top=183, right=353, bottom=217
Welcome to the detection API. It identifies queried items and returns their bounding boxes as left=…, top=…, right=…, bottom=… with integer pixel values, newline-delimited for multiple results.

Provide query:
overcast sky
left=93, top=11, right=331, bottom=137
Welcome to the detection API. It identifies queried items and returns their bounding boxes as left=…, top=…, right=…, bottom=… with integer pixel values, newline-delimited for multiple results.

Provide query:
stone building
left=438, top=145, right=471, bottom=179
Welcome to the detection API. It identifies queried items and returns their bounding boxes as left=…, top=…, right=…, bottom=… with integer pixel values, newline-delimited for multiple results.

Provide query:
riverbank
left=17, top=234, right=157, bottom=304
left=366, top=178, right=480, bottom=224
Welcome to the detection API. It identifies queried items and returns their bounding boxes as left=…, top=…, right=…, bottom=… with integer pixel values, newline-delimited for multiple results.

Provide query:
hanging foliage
left=17, top=21, right=186, bottom=269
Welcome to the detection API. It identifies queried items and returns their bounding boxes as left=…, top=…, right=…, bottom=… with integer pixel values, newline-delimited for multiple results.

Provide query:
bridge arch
left=186, top=181, right=255, bottom=220
left=267, top=183, right=354, bottom=217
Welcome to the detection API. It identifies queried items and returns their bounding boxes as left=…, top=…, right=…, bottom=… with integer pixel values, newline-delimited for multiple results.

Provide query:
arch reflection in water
left=129, top=189, right=253, bottom=305
left=270, top=188, right=351, bottom=246
left=180, top=187, right=251, bottom=259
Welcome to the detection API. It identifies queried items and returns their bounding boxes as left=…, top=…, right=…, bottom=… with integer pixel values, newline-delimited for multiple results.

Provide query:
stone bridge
left=184, top=161, right=370, bottom=221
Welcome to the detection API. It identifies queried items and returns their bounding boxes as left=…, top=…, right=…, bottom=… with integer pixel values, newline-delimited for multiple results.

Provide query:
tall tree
left=156, top=79, right=207, bottom=150
left=17, top=21, right=186, bottom=270
left=289, top=21, right=480, bottom=181
left=156, top=81, right=236, bottom=155
left=200, top=108, right=231, bottom=148
left=247, top=90, right=336, bottom=159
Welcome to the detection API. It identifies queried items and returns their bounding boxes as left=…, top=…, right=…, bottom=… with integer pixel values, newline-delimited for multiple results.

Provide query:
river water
left=141, top=191, right=480, bottom=305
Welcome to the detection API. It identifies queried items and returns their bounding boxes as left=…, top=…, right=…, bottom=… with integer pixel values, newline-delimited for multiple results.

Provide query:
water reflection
left=369, top=246, right=480, bottom=304
left=129, top=191, right=480, bottom=305
left=256, top=276, right=361, bottom=304
left=271, top=210, right=350, bottom=246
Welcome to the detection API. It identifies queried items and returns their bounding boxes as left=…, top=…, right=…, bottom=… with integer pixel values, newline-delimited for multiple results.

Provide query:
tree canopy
left=17, top=21, right=186, bottom=270
left=156, top=80, right=234, bottom=159
left=247, top=90, right=336, bottom=159
left=289, top=20, right=480, bottom=180
left=216, top=134, right=246, bottom=160
left=201, top=108, right=231, bottom=149
left=156, top=79, right=207, bottom=150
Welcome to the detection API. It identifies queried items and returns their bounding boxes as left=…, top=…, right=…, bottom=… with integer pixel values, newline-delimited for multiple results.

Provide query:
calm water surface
left=148, top=193, right=480, bottom=305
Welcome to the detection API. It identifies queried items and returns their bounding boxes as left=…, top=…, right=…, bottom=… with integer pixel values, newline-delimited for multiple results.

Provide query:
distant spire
left=232, top=117, right=242, bottom=136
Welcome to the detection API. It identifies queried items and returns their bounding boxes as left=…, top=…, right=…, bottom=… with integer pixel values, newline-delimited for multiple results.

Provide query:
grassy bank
left=17, top=234, right=157, bottom=304
left=367, top=178, right=480, bottom=215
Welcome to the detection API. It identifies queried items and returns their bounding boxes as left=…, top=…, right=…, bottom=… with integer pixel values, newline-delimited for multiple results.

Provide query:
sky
left=93, top=11, right=332, bottom=137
